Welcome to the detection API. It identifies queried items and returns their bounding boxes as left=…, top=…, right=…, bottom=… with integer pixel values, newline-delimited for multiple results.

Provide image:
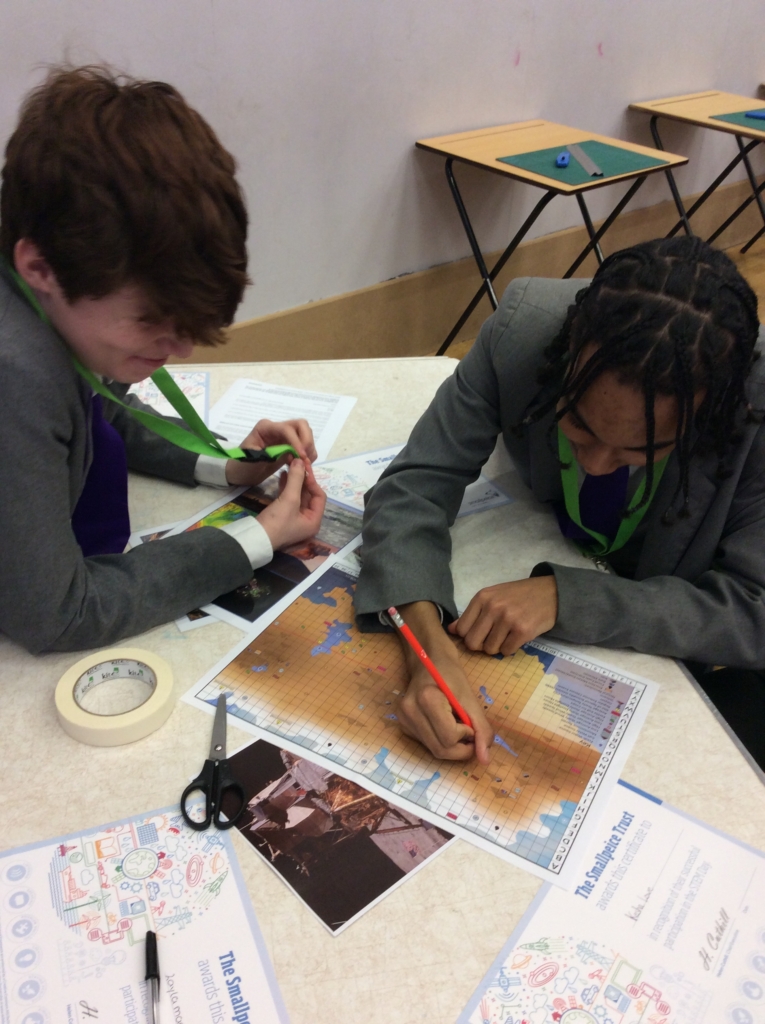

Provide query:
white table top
left=2, top=358, right=764, bottom=1024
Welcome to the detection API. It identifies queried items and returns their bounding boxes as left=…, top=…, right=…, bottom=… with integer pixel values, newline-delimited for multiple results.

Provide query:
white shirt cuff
left=220, top=517, right=273, bottom=569
left=194, top=454, right=230, bottom=488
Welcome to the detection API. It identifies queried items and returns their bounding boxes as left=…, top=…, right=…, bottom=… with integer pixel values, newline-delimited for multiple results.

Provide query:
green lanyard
left=5, top=263, right=296, bottom=463
left=558, top=426, right=668, bottom=556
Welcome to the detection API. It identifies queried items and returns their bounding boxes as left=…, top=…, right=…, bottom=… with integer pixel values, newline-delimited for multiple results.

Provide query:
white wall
left=1, top=1, right=764, bottom=324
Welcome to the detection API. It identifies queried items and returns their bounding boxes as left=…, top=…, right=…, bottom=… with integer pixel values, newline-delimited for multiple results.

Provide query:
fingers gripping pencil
left=387, top=606, right=473, bottom=728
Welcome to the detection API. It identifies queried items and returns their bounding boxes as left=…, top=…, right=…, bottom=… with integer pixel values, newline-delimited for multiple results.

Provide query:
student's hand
left=225, top=418, right=317, bottom=487
left=448, top=576, right=558, bottom=656
left=256, top=459, right=326, bottom=550
left=395, top=601, right=494, bottom=765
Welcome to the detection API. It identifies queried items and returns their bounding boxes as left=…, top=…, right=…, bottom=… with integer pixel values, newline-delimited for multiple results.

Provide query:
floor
left=437, top=243, right=765, bottom=359
left=728, top=245, right=765, bottom=309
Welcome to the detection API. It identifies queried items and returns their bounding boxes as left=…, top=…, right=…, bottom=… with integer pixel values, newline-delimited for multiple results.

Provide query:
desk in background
left=416, top=121, right=686, bottom=354
left=630, top=90, right=765, bottom=251
left=2, top=358, right=763, bottom=1024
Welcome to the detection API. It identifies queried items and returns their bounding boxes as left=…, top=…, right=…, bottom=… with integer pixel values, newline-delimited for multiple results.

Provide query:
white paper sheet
left=459, top=779, right=765, bottom=1024
left=128, top=370, right=210, bottom=421
left=313, top=445, right=513, bottom=516
left=0, top=806, right=289, bottom=1024
left=208, top=379, right=356, bottom=462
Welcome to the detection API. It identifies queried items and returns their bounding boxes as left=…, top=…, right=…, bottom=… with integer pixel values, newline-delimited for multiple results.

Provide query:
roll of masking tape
left=55, top=648, right=174, bottom=746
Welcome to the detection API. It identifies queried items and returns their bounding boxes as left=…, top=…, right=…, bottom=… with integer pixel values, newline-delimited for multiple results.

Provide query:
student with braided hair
left=356, top=237, right=765, bottom=768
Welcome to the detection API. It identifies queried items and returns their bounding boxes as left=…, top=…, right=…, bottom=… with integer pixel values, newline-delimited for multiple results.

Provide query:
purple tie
left=71, top=394, right=131, bottom=556
left=556, top=465, right=630, bottom=544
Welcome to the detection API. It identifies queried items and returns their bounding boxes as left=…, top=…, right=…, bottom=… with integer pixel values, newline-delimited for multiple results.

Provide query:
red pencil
left=387, top=606, right=473, bottom=728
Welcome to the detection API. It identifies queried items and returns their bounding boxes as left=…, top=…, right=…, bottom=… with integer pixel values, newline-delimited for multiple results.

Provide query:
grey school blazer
left=0, top=267, right=252, bottom=654
left=355, top=277, right=765, bottom=669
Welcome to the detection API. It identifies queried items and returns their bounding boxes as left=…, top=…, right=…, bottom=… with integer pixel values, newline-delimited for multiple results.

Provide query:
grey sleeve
left=534, top=429, right=765, bottom=668
left=355, top=306, right=504, bottom=623
left=0, top=367, right=252, bottom=654
left=105, top=386, right=201, bottom=486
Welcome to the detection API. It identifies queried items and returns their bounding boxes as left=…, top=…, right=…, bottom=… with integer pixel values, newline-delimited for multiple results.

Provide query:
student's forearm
left=396, top=600, right=460, bottom=672
left=537, top=562, right=765, bottom=668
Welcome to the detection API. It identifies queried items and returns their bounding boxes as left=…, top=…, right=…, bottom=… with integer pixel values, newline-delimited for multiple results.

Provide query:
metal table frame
left=437, top=158, right=648, bottom=356
left=648, top=117, right=765, bottom=252
left=416, top=120, right=686, bottom=356
left=629, top=91, right=765, bottom=254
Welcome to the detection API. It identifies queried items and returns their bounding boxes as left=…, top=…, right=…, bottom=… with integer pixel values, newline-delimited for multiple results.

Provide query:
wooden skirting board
left=174, top=177, right=764, bottom=364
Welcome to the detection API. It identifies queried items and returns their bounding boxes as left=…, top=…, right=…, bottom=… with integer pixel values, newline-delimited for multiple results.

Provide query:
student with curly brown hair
left=0, top=66, right=325, bottom=654
left=356, top=237, right=765, bottom=770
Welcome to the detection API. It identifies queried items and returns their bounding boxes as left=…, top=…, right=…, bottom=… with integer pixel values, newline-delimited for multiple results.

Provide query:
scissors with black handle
left=181, top=693, right=246, bottom=831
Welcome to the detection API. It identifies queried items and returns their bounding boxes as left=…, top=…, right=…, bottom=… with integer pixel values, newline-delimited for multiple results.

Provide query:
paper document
left=184, top=545, right=657, bottom=886
left=313, top=445, right=512, bottom=516
left=209, top=379, right=356, bottom=462
left=0, top=806, right=288, bottom=1024
left=226, top=736, right=455, bottom=934
left=459, top=779, right=765, bottom=1024
left=167, top=481, right=362, bottom=631
left=128, top=370, right=210, bottom=421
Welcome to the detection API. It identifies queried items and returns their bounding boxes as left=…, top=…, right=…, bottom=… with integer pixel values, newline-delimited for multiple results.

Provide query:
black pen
left=145, top=930, right=160, bottom=1024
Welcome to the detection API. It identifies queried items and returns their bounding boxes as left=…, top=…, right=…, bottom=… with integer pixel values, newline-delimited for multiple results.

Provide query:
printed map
left=186, top=553, right=655, bottom=881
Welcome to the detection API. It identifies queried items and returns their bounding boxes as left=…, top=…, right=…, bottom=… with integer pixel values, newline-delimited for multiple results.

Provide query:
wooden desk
left=416, top=121, right=687, bottom=354
left=630, top=90, right=765, bottom=251
left=2, top=358, right=763, bottom=1024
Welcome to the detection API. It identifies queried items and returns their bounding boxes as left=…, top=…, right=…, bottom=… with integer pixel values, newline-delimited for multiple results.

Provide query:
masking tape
left=55, top=647, right=174, bottom=746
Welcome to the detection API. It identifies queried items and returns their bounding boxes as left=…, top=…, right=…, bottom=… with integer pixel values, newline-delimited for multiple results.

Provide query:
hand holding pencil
left=388, top=601, right=494, bottom=765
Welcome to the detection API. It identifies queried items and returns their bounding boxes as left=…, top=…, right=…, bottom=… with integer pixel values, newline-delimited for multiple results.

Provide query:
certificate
left=313, top=444, right=512, bottom=517
left=0, top=808, right=288, bottom=1024
left=460, top=779, right=765, bottom=1024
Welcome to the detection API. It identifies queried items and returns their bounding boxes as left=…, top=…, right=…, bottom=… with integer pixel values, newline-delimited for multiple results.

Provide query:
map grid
left=185, top=552, right=655, bottom=883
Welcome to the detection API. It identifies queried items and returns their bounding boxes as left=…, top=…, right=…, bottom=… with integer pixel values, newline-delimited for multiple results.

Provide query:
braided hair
left=523, top=237, right=761, bottom=521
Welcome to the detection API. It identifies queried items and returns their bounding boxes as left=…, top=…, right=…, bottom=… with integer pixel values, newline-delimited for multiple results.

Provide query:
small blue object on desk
left=745, top=109, right=765, bottom=120
left=556, top=151, right=570, bottom=167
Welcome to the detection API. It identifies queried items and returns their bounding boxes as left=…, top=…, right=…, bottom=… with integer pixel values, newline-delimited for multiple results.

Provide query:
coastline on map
left=209, top=561, right=607, bottom=872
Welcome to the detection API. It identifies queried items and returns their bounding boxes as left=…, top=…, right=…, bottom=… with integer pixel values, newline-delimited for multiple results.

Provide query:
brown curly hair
left=1, top=65, right=249, bottom=345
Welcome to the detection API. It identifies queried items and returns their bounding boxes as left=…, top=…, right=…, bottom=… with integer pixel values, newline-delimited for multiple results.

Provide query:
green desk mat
left=710, top=110, right=765, bottom=131
left=497, top=139, right=668, bottom=186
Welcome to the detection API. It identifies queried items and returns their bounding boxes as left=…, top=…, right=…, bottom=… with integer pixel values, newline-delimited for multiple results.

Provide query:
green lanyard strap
left=5, top=262, right=297, bottom=463
left=73, top=358, right=246, bottom=460
left=558, top=426, right=668, bottom=556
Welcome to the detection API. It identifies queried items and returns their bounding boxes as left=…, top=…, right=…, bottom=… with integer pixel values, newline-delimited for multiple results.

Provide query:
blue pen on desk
left=146, top=931, right=160, bottom=1024
left=745, top=109, right=765, bottom=121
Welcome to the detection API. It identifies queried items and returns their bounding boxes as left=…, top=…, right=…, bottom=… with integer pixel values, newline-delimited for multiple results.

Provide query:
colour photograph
left=227, top=738, right=454, bottom=934
left=181, top=483, right=362, bottom=627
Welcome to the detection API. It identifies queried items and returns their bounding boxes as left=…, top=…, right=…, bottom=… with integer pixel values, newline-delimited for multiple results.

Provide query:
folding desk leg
left=650, top=116, right=694, bottom=237
left=436, top=188, right=556, bottom=356
left=444, top=157, right=498, bottom=309
left=562, top=176, right=646, bottom=279
left=741, top=224, right=765, bottom=254
left=665, top=138, right=757, bottom=239
left=576, top=194, right=605, bottom=264
left=736, top=136, right=765, bottom=253
left=706, top=172, right=765, bottom=247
